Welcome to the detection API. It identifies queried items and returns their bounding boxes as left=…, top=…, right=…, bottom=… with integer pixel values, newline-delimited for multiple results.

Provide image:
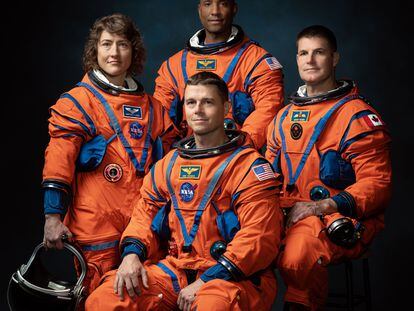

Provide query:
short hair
left=82, top=13, right=146, bottom=75
left=185, top=72, right=229, bottom=102
left=199, top=0, right=235, bottom=3
left=296, top=25, right=337, bottom=52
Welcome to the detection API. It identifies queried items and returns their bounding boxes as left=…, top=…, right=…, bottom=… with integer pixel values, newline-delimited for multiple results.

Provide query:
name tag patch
left=196, top=59, right=217, bottom=70
left=179, top=165, right=202, bottom=179
left=123, top=105, right=142, bottom=119
left=291, top=110, right=310, bottom=122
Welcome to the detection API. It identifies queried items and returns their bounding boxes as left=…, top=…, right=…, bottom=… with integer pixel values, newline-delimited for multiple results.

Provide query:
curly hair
left=82, top=13, right=146, bottom=76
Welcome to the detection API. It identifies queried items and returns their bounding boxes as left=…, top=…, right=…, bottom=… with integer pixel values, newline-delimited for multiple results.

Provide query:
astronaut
left=154, top=0, right=284, bottom=149
left=85, top=72, right=283, bottom=311
left=42, top=13, right=177, bottom=295
left=266, top=25, right=392, bottom=310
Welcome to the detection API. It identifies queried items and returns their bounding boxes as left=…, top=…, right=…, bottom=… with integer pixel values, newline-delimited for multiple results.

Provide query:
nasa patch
left=179, top=182, right=197, bottom=202
left=129, top=122, right=144, bottom=139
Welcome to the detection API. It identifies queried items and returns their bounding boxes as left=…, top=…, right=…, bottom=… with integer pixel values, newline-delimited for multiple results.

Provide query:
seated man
left=266, top=25, right=392, bottom=310
left=86, top=71, right=283, bottom=311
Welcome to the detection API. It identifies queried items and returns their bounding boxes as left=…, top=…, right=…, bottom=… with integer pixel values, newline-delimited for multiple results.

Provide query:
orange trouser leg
left=85, top=261, right=186, bottom=311
left=278, top=215, right=370, bottom=310
left=75, top=246, right=120, bottom=296
left=193, top=269, right=277, bottom=311
left=278, top=217, right=328, bottom=310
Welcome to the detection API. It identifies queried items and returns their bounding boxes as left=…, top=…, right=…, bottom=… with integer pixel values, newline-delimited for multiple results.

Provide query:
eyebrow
left=185, top=97, right=215, bottom=102
left=100, top=39, right=129, bottom=43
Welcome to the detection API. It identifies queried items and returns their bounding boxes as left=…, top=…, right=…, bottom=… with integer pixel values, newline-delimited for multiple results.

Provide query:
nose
left=210, top=3, right=220, bottom=15
left=194, top=102, right=202, bottom=113
left=109, top=43, right=119, bottom=56
left=306, top=52, right=316, bottom=63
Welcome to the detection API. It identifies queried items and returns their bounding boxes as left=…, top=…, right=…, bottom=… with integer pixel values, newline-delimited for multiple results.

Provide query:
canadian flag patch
left=363, top=114, right=383, bottom=128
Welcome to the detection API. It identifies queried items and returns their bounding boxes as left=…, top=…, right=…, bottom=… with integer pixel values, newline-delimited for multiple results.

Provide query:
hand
left=286, top=198, right=337, bottom=228
left=114, top=253, right=149, bottom=301
left=43, top=214, right=73, bottom=249
left=177, top=278, right=204, bottom=311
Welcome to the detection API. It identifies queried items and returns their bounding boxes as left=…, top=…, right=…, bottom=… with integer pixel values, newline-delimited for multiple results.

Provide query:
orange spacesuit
left=266, top=80, right=392, bottom=310
left=86, top=131, right=283, bottom=310
left=154, top=25, right=284, bottom=149
left=42, top=71, right=177, bottom=293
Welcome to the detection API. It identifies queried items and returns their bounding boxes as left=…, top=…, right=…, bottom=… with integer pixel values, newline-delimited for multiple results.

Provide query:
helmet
left=7, top=242, right=87, bottom=311
left=324, top=215, right=365, bottom=248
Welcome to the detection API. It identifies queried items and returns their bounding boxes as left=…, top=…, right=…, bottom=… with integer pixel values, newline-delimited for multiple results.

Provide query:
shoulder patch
left=265, top=57, right=282, bottom=70
left=252, top=163, right=275, bottom=181
left=362, top=113, right=384, bottom=128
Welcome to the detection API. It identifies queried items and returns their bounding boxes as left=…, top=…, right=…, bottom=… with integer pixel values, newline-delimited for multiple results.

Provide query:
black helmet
left=7, top=242, right=87, bottom=311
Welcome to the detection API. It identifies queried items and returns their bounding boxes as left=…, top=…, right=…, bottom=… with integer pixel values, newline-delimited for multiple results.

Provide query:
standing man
left=154, top=0, right=284, bottom=150
left=86, top=72, right=283, bottom=311
left=266, top=25, right=392, bottom=310
left=42, top=13, right=177, bottom=296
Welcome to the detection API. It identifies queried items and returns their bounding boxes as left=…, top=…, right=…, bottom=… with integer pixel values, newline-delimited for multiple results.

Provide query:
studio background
left=3, top=1, right=412, bottom=310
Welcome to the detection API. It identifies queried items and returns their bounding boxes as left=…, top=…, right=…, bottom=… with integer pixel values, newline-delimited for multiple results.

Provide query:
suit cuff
left=121, top=238, right=147, bottom=262
left=200, top=263, right=233, bottom=282
left=332, top=191, right=357, bottom=217
left=217, top=255, right=245, bottom=281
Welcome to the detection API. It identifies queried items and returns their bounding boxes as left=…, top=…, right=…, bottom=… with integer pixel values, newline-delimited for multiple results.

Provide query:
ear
left=224, top=101, right=231, bottom=115
left=233, top=3, right=238, bottom=16
left=198, top=3, right=202, bottom=19
left=333, top=51, right=340, bottom=67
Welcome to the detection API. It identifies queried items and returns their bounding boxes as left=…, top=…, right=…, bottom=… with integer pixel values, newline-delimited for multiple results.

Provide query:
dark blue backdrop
left=3, top=1, right=412, bottom=310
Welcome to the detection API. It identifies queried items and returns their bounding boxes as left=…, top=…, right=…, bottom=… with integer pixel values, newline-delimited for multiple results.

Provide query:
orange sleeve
left=343, top=129, right=392, bottom=218
left=240, top=57, right=284, bottom=149
left=265, top=115, right=281, bottom=171
left=223, top=157, right=283, bottom=277
left=150, top=95, right=180, bottom=155
left=121, top=156, right=170, bottom=259
left=332, top=106, right=392, bottom=218
left=42, top=93, right=94, bottom=184
left=153, top=57, right=180, bottom=112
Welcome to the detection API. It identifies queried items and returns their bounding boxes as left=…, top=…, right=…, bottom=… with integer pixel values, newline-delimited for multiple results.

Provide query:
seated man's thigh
left=85, top=264, right=181, bottom=311
left=194, top=273, right=276, bottom=311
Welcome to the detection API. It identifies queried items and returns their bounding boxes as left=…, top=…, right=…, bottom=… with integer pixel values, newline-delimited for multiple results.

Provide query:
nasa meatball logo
left=103, top=163, right=123, bottom=182
left=129, top=122, right=144, bottom=139
left=290, top=123, right=303, bottom=140
left=179, top=182, right=197, bottom=202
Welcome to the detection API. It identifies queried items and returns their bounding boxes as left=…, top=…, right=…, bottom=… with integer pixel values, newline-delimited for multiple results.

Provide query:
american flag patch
left=363, top=114, right=383, bottom=128
left=252, top=163, right=275, bottom=181
left=265, top=57, right=282, bottom=70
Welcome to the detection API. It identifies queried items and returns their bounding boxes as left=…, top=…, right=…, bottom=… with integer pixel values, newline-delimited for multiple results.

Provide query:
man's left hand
left=177, top=278, right=204, bottom=311
left=286, top=198, right=337, bottom=228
